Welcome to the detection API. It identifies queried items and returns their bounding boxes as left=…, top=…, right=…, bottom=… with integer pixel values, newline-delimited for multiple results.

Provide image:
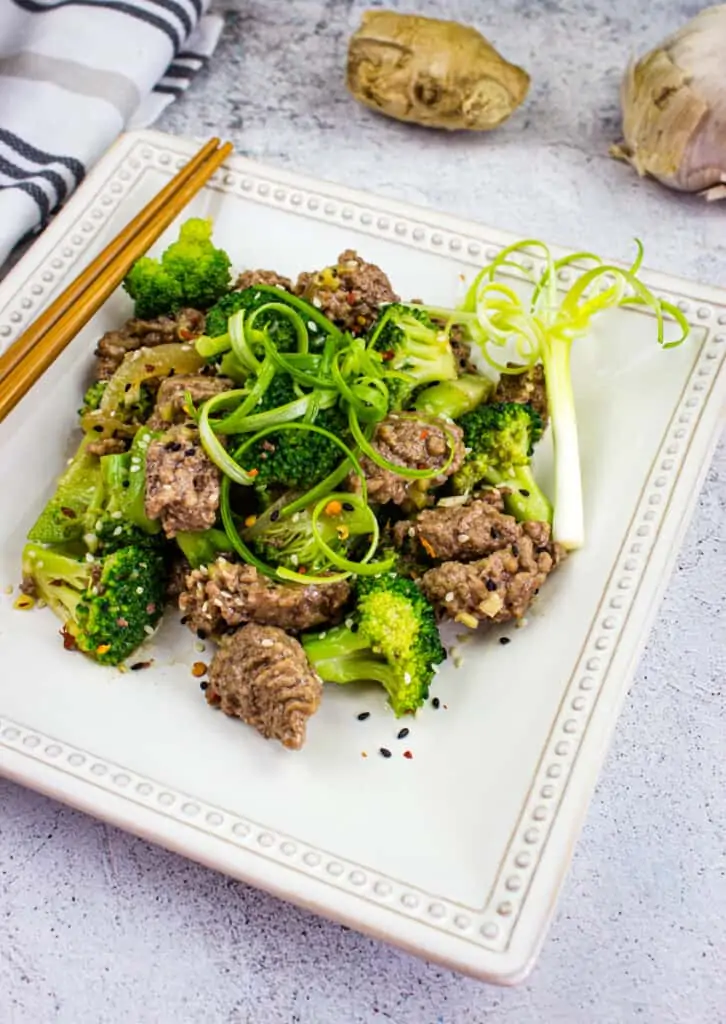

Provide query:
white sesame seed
left=129, top=466, right=141, bottom=473
left=261, top=638, right=274, bottom=647
left=318, top=631, right=327, bottom=639
left=408, top=527, right=416, bottom=538
left=445, top=591, right=454, bottom=603
left=135, top=586, right=144, bottom=594
left=85, top=553, right=95, bottom=563
left=111, top=511, right=123, bottom=520
left=404, top=672, right=411, bottom=684
left=345, top=618, right=354, bottom=629
left=36, top=560, right=44, bottom=569
left=194, top=641, right=206, bottom=653
left=290, top=554, right=299, bottom=566
left=457, top=534, right=469, bottom=544
left=113, top=526, right=123, bottom=537
left=307, top=321, right=317, bottom=332
left=312, top=296, right=322, bottom=308
left=292, top=513, right=300, bottom=523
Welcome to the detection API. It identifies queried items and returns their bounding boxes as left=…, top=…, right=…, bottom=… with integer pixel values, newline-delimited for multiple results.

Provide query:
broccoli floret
left=243, top=404, right=348, bottom=497
left=302, top=573, right=446, bottom=716
left=123, top=218, right=231, bottom=319
left=368, top=304, right=457, bottom=409
left=244, top=501, right=372, bottom=572
left=452, top=401, right=553, bottom=523
left=83, top=428, right=162, bottom=553
left=175, top=528, right=231, bottom=569
left=202, top=285, right=335, bottom=358
left=27, top=435, right=100, bottom=546
left=78, top=380, right=108, bottom=418
left=21, top=543, right=166, bottom=666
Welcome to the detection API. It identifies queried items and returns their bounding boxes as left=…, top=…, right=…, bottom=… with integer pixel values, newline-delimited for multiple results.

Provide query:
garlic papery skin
left=611, top=5, right=726, bottom=200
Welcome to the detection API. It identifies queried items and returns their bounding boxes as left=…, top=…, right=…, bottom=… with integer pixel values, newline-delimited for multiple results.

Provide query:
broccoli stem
left=414, top=375, right=493, bottom=419
left=176, top=529, right=231, bottom=569
left=303, top=626, right=396, bottom=690
left=542, top=342, right=583, bottom=549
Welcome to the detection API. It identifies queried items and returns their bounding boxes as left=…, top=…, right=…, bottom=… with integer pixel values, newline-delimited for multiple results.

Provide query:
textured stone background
left=2, top=2, right=725, bottom=1021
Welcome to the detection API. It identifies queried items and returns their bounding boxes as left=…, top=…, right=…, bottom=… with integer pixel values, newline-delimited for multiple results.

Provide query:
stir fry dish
left=18, top=219, right=686, bottom=750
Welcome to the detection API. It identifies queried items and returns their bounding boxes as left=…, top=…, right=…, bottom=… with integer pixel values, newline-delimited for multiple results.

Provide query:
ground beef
left=295, top=249, right=399, bottom=334
left=179, top=558, right=351, bottom=637
left=348, top=413, right=465, bottom=506
left=234, top=269, right=294, bottom=292
left=86, top=437, right=128, bottom=457
left=393, top=495, right=551, bottom=562
left=144, top=424, right=220, bottom=537
left=206, top=623, right=323, bottom=750
left=421, top=533, right=565, bottom=625
left=494, top=364, right=549, bottom=426
left=93, top=308, right=205, bottom=380
left=146, top=374, right=234, bottom=430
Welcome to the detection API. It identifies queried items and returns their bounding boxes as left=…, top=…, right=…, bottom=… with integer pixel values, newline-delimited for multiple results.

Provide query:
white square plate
left=0, top=130, right=724, bottom=984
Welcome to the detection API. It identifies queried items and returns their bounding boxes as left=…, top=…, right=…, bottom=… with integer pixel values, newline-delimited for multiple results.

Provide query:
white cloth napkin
left=0, top=0, right=224, bottom=267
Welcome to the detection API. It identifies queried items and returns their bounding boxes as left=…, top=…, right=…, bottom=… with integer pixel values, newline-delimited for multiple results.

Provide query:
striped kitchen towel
left=0, top=0, right=224, bottom=267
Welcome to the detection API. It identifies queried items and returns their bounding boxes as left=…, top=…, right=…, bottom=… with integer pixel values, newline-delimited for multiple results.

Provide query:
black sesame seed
left=270, top=510, right=280, bottom=522
left=519, top=489, right=530, bottom=497
left=130, top=661, right=147, bottom=671
left=534, top=588, right=540, bottom=595
left=485, top=578, right=497, bottom=592
left=536, top=546, right=548, bottom=554
left=166, top=441, right=182, bottom=452
left=121, top=480, right=130, bottom=489
left=93, top=425, right=103, bottom=433
left=180, top=616, right=188, bottom=625
left=499, top=636, right=511, bottom=646
left=343, top=502, right=354, bottom=512
left=379, top=747, right=392, bottom=758
left=196, top=628, right=207, bottom=640
left=184, top=448, right=196, bottom=457
left=357, top=711, right=370, bottom=721
left=490, top=528, right=499, bottom=539
left=432, top=697, right=440, bottom=709
left=511, top=544, right=519, bottom=557
left=397, top=727, right=410, bottom=740
left=200, top=681, right=209, bottom=691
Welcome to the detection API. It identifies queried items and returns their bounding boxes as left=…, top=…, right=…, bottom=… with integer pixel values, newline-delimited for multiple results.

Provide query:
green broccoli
left=243, top=501, right=372, bottom=572
left=78, top=380, right=108, bottom=418
left=83, top=428, right=162, bottom=553
left=21, top=543, right=166, bottom=666
left=302, top=573, right=446, bottom=716
left=368, top=304, right=457, bottom=408
left=243, top=404, right=348, bottom=497
left=175, top=528, right=231, bottom=569
left=123, top=218, right=231, bottom=319
left=201, top=285, right=336, bottom=359
left=414, top=374, right=493, bottom=420
left=452, top=401, right=553, bottom=523
left=27, top=435, right=100, bottom=545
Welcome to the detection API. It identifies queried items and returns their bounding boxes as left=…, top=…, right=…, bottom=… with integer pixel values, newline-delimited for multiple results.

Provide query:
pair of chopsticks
left=0, top=137, right=234, bottom=424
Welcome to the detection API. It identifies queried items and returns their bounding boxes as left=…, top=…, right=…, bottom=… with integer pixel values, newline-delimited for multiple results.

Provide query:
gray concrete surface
left=2, top=2, right=725, bottom=1021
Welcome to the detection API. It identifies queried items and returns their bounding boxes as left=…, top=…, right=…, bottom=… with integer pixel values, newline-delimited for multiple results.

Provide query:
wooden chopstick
left=0, top=138, right=234, bottom=423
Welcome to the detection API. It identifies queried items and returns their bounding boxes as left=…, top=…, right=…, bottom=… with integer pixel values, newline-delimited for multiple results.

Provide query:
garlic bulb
left=611, top=5, right=726, bottom=199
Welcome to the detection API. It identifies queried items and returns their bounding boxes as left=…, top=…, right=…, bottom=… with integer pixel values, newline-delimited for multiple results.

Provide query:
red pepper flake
left=145, top=603, right=156, bottom=615
left=346, top=291, right=357, bottom=304
left=145, top=364, right=155, bottom=373
left=403, top=750, right=413, bottom=759
left=247, top=468, right=259, bottom=478
left=60, top=507, right=77, bottom=519
left=191, top=661, right=208, bottom=678
left=420, top=537, right=437, bottom=559
left=116, top=617, right=129, bottom=628
left=381, top=350, right=395, bottom=362
left=419, top=430, right=429, bottom=440
left=178, top=328, right=195, bottom=341
left=60, top=626, right=77, bottom=650
left=130, top=660, right=153, bottom=671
